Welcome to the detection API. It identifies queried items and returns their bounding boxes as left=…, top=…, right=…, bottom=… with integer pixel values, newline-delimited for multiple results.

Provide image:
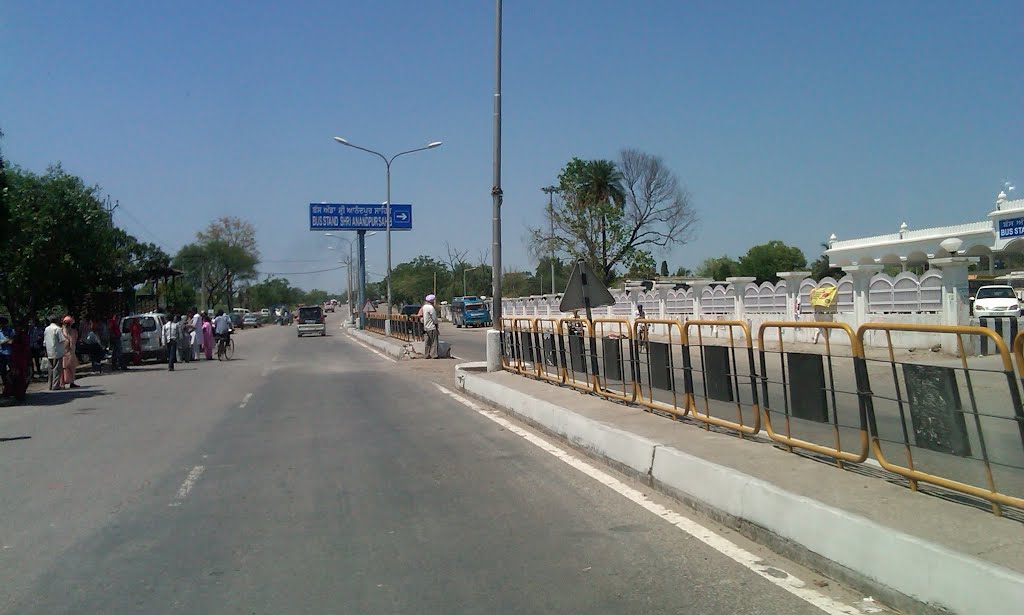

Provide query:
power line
left=255, top=265, right=348, bottom=276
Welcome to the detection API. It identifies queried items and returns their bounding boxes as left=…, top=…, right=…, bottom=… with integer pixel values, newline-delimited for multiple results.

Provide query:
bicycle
left=636, top=322, right=649, bottom=351
left=216, top=334, right=234, bottom=360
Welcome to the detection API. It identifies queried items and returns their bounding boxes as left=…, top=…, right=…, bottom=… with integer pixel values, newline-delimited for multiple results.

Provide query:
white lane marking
left=169, top=465, right=205, bottom=506
left=433, top=384, right=866, bottom=615
left=239, top=393, right=253, bottom=408
left=347, top=336, right=398, bottom=363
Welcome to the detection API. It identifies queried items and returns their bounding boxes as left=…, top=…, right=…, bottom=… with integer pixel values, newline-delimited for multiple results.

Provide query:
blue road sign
left=309, top=203, right=413, bottom=231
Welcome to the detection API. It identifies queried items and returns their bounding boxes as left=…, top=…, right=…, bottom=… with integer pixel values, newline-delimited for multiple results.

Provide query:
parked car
left=230, top=313, right=244, bottom=330
left=972, top=285, right=1021, bottom=317
left=120, top=313, right=168, bottom=362
left=297, top=305, right=326, bottom=337
left=242, top=313, right=261, bottom=328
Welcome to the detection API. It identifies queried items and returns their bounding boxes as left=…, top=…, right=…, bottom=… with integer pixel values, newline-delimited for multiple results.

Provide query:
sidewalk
left=343, top=326, right=1024, bottom=615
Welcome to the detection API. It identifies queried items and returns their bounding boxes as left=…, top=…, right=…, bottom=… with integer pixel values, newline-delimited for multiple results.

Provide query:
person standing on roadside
left=421, top=294, right=440, bottom=359
left=190, top=308, right=203, bottom=360
left=7, top=321, right=31, bottom=402
left=202, top=314, right=214, bottom=360
left=162, top=315, right=180, bottom=371
left=130, top=318, right=143, bottom=365
left=62, top=316, right=80, bottom=389
left=29, top=319, right=45, bottom=379
left=109, top=313, right=124, bottom=371
left=0, top=317, right=14, bottom=391
left=44, top=316, right=65, bottom=390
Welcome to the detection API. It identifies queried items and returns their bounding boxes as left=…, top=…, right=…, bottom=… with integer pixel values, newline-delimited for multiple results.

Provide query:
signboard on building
left=997, top=216, right=1024, bottom=238
left=309, top=203, right=412, bottom=231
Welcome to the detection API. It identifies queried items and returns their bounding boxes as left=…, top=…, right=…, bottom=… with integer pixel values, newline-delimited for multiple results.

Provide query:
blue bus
left=451, top=296, right=492, bottom=328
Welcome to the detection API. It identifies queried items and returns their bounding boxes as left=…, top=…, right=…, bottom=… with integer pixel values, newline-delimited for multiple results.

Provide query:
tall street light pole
left=491, top=0, right=503, bottom=326
left=542, top=185, right=558, bottom=294
left=325, top=233, right=356, bottom=323
left=334, top=137, right=442, bottom=336
left=464, top=266, right=478, bottom=297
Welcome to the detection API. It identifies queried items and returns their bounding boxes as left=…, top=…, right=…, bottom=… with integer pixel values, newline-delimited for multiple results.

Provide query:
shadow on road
left=23, top=387, right=110, bottom=407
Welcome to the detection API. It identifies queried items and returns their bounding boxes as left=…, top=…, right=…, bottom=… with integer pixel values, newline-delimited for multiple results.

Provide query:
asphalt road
left=0, top=323, right=879, bottom=614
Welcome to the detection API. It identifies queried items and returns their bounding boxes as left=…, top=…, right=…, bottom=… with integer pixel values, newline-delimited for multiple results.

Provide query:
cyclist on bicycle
left=635, top=304, right=649, bottom=348
left=213, top=310, right=233, bottom=347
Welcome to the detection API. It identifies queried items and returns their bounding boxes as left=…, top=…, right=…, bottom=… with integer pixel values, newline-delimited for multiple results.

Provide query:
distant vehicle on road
left=297, top=305, right=326, bottom=337
left=324, top=301, right=335, bottom=313
left=972, top=285, right=1021, bottom=317
left=400, top=304, right=421, bottom=317
left=242, top=313, right=261, bottom=328
left=229, top=313, right=244, bottom=329
left=451, top=296, right=492, bottom=328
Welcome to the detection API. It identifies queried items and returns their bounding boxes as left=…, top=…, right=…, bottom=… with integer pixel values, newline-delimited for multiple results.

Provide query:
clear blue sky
left=3, top=1, right=1022, bottom=292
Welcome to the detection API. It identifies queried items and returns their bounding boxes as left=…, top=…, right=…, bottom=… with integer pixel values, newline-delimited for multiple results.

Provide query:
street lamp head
left=427, top=141, right=443, bottom=149
left=333, top=137, right=350, bottom=145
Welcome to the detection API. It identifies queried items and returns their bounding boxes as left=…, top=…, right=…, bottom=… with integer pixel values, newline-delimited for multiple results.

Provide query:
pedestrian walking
left=177, top=313, right=190, bottom=363
left=62, top=316, right=80, bottom=389
left=421, top=294, right=440, bottom=359
left=202, top=314, right=214, bottom=360
left=190, top=308, right=203, bottom=361
left=44, top=316, right=65, bottom=390
left=162, top=315, right=180, bottom=371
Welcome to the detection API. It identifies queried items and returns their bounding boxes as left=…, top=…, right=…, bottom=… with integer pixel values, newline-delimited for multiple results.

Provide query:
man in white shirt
left=190, top=308, right=203, bottom=361
left=421, top=294, right=439, bottom=359
left=162, top=316, right=180, bottom=371
left=43, top=316, right=66, bottom=390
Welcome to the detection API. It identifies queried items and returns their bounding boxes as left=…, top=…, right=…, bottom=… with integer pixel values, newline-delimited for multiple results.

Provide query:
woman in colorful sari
left=202, top=314, right=214, bottom=360
left=62, top=316, right=80, bottom=388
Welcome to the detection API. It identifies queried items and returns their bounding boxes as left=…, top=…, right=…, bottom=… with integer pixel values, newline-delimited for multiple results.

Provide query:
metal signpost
left=310, top=203, right=413, bottom=329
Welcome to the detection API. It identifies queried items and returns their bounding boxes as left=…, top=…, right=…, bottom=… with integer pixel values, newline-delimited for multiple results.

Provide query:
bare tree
left=613, top=148, right=697, bottom=266
left=444, top=241, right=469, bottom=272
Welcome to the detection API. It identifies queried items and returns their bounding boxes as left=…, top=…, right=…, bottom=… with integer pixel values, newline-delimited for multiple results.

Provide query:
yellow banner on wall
left=809, top=286, right=838, bottom=307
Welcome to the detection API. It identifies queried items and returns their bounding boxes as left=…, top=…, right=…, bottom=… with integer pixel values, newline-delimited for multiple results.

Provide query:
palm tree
left=580, top=160, right=626, bottom=284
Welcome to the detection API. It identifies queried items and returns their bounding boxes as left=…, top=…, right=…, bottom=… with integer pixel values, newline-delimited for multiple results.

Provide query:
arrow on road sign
left=395, top=212, right=409, bottom=222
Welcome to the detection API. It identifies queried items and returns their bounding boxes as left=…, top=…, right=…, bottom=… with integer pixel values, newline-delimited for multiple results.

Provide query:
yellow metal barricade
left=682, top=320, right=760, bottom=436
left=633, top=319, right=688, bottom=418
left=366, top=314, right=387, bottom=335
left=558, top=318, right=596, bottom=393
left=592, top=318, right=637, bottom=403
left=535, top=318, right=565, bottom=384
left=860, top=323, right=1024, bottom=516
left=758, top=322, right=868, bottom=465
left=500, top=317, right=540, bottom=378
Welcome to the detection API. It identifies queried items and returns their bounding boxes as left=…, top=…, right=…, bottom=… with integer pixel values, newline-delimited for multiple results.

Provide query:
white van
left=120, top=313, right=168, bottom=362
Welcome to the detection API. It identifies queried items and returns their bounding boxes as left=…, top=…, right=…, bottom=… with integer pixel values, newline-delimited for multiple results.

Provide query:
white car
left=972, top=285, right=1021, bottom=318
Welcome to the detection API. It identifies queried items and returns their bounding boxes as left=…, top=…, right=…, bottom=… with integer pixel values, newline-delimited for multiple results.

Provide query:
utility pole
left=542, top=186, right=557, bottom=294
left=491, top=0, right=503, bottom=327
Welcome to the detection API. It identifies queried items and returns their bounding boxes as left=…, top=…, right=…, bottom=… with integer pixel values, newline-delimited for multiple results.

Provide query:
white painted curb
left=456, top=366, right=1024, bottom=615
left=345, top=328, right=409, bottom=360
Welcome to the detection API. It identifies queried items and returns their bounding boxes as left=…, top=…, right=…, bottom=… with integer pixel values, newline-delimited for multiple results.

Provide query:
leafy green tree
left=502, top=271, right=536, bottom=298
left=534, top=256, right=568, bottom=295
left=530, top=150, right=698, bottom=286
left=660, top=260, right=669, bottom=277
left=695, top=255, right=740, bottom=281
left=174, top=218, right=259, bottom=310
left=0, top=164, right=123, bottom=320
left=810, top=242, right=844, bottom=281
left=387, top=256, right=451, bottom=307
left=738, top=240, right=807, bottom=284
left=303, top=288, right=330, bottom=306
left=248, top=277, right=303, bottom=309
left=625, top=249, right=658, bottom=279
left=674, top=266, right=693, bottom=277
